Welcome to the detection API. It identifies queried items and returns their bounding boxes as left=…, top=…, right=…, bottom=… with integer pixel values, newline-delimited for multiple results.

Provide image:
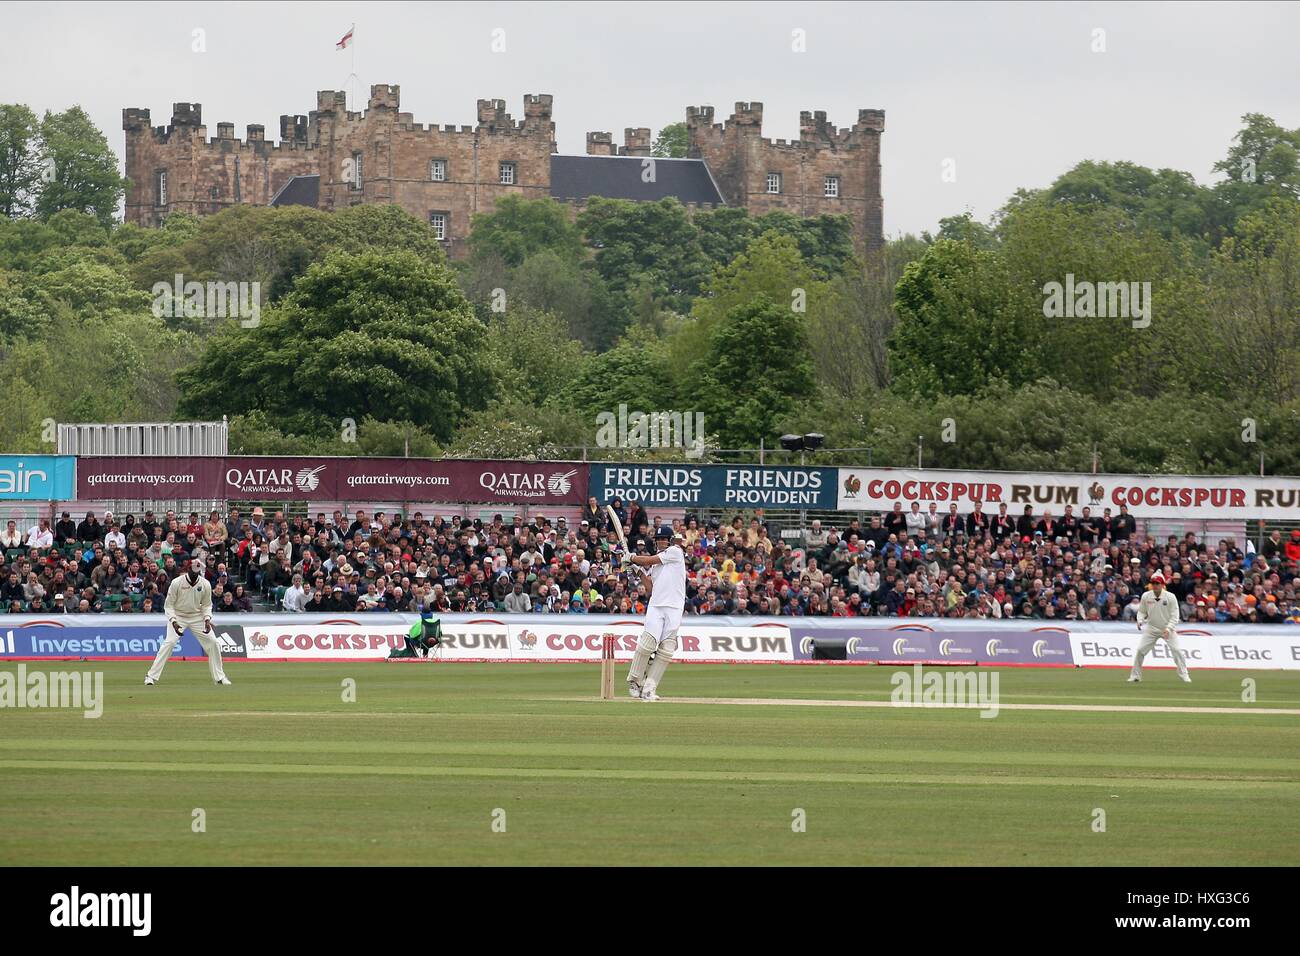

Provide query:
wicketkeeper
left=390, top=612, right=443, bottom=658
left=145, top=561, right=231, bottom=686
left=1128, top=570, right=1191, bottom=683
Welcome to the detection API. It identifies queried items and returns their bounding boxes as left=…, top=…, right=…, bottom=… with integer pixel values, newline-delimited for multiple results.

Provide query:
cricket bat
left=606, top=505, right=633, bottom=581
left=606, top=505, right=626, bottom=549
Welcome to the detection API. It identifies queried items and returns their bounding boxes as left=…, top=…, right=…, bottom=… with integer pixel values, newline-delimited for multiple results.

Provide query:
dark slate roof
left=549, top=155, right=724, bottom=205
left=270, top=174, right=320, bottom=208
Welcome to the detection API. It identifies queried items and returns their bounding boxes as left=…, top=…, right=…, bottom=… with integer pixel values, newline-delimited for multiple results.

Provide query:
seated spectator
left=25, top=519, right=54, bottom=550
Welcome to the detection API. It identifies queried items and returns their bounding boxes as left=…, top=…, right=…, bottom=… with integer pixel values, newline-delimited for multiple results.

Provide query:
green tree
left=751, top=210, right=856, bottom=279
left=651, top=122, right=688, bottom=158
left=131, top=204, right=447, bottom=309
left=0, top=104, right=41, bottom=219
left=890, top=238, right=1036, bottom=398
left=1044, top=160, right=1213, bottom=241
left=176, top=251, right=497, bottom=442
left=577, top=197, right=710, bottom=314
left=35, top=106, right=127, bottom=226
left=810, top=235, right=928, bottom=397
left=445, top=401, right=584, bottom=460
left=694, top=206, right=856, bottom=279
left=1213, top=113, right=1300, bottom=196
left=563, top=329, right=676, bottom=421
left=688, top=296, right=816, bottom=448
left=468, top=195, right=584, bottom=267
left=484, top=308, right=589, bottom=407
left=509, top=249, right=624, bottom=349
left=667, top=232, right=823, bottom=397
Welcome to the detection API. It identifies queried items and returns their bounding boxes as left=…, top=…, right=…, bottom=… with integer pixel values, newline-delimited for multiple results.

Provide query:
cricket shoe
left=1179, top=674, right=1192, bottom=683
left=144, top=677, right=156, bottom=686
left=640, top=682, right=660, bottom=702
left=627, top=682, right=642, bottom=699
left=215, top=677, right=233, bottom=685
left=1126, top=676, right=1141, bottom=683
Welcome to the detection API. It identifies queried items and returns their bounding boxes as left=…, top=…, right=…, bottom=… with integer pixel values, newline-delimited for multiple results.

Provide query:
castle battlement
left=122, top=84, right=883, bottom=256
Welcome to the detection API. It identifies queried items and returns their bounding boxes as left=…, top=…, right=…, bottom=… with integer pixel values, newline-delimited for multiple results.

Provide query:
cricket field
left=2, top=662, right=1298, bottom=866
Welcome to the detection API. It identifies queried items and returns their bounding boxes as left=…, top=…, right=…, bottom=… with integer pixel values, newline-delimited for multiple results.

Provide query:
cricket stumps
left=600, top=634, right=615, bottom=700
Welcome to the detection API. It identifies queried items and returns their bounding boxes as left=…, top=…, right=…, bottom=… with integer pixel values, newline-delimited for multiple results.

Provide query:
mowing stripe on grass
left=577, top=697, right=1300, bottom=715
left=4, top=737, right=1299, bottom=772
left=2, top=758, right=1297, bottom=792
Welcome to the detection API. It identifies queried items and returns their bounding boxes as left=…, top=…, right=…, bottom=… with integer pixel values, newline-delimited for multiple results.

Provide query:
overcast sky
left=5, top=1, right=1297, bottom=237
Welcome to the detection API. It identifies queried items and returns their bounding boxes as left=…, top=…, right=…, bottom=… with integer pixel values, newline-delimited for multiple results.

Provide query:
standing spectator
left=1059, top=505, right=1080, bottom=541
left=941, top=503, right=963, bottom=539
left=1111, top=504, right=1137, bottom=541
left=104, top=522, right=126, bottom=552
left=925, top=502, right=942, bottom=539
left=905, top=503, right=926, bottom=539
left=991, top=503, right=1016, bottom=540
left=884, top=502, right=908, bottom=538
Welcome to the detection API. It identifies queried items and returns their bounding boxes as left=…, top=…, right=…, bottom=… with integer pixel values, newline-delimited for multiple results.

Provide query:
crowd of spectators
left=2, top=497, right=1299, bottom=623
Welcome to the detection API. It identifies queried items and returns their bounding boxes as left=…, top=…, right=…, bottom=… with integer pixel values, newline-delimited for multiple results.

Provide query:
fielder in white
left=145, top=562, right=231, bottom=686
left=625, top=526, right=685, bottom=702
left=1128, top=570, right=1191, bottom=683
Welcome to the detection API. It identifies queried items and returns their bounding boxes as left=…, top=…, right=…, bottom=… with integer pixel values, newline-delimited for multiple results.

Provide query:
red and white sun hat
left=1150, top=570, right=1167, bottom=584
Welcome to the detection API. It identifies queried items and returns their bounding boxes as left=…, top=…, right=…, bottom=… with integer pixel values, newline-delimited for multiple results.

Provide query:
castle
left=123, top=85, right=884, bottom=258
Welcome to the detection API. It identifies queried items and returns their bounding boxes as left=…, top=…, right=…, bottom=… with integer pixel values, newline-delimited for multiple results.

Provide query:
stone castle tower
left=123, top=85, right=883, bottom=258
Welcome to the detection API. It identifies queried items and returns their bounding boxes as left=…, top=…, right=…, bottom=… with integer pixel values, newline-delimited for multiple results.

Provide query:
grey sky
left=5, top=1, right=1297, bottom=237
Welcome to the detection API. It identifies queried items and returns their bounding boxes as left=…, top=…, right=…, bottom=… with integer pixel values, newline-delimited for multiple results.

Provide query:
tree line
left=1, top=105, right=1298, bottom=474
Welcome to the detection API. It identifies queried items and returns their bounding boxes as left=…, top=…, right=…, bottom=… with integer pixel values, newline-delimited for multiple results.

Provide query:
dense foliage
left=2, top=102, right=1298, bottom=473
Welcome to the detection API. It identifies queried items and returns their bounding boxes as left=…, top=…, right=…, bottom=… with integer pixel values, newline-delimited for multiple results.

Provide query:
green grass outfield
left=2, top=661, right=1298, bottom=866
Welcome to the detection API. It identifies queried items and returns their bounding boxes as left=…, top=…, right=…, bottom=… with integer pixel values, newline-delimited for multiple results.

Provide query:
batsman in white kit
left=145, top=561, right=232, bottom=686
left=625, top=526, right=685, bottom=702
left=1128, top=570, right=1191, bottom=683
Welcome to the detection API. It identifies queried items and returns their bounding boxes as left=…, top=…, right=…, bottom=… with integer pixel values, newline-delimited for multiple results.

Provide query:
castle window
left=209, top=185, right=220, bottom=200
left=429, top=212, right=448, bottom=241
left=430, top=159, right=447, bottom=182
left=823, top=175, right=839, bottom=198
left=156, top=170, right=167, bottom=206
left=766, top=173, right=781, bottom=195
left=499, top=162, right=516, bottom=185
left=351, top=151, right=363, bottom=190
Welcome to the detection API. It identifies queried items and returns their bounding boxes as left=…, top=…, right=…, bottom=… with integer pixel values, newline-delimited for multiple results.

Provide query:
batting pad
left=646, top=633, right=677, bottom=687
left=627, top=632, right=657, bottom=685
